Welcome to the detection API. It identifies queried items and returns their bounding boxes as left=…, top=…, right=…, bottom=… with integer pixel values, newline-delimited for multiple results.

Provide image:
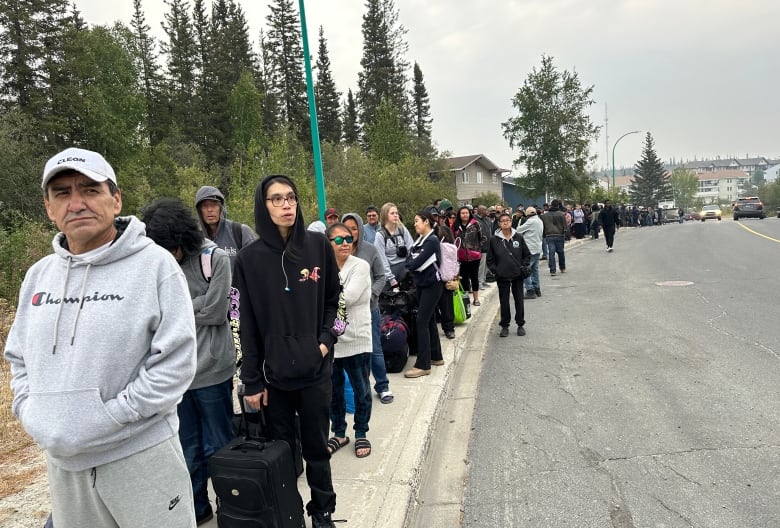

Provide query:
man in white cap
left=4, top=147, right=198, bottom=527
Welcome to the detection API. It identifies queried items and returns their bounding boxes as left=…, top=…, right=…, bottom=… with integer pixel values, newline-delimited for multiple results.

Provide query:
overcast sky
left=77, top=0, right=780, bottom=175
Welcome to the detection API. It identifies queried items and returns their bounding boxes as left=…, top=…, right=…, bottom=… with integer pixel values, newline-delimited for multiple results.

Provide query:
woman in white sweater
left=326, top=223, right=374, bottom=458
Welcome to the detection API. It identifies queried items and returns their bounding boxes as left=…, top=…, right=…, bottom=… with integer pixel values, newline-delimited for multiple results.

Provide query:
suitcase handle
left=230, top=440, right=268, bottom=451
left=237, top=383, right=268, bottom=440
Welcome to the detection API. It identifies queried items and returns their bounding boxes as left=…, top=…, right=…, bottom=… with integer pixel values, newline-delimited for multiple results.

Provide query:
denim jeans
left=524, top=253, right=540, bottom=291
left=331, top=353, right=372, bottom=438
left=177, top=377, right=234, bottom=518
left=546, top=236, right=565, bottom=272
left=370, top=307, right=390, bottom=394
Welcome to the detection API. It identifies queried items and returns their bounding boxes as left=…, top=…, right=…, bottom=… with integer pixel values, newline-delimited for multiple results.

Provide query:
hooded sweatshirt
left=486, top=227, right=531, bottom=281
left=3, top=216, right=197, bottom=472
left=195, top=185, right=257, bottom=260
left=180, top=242, right=236, bottom=390
left=341, top=212, right=385, bottom=310
left=233, top=175, right=340, bottom=395
left=515, top=214, right=544, bottom=254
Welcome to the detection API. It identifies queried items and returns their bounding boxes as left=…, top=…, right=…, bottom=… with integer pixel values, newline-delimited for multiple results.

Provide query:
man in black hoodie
left=599, top=199, right=621, bottom=252
left=234, top=175, right=341, bottom=528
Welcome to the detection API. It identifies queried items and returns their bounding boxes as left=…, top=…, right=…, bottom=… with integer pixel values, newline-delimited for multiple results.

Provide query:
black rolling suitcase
left=209, top=397, right=304, bottom=527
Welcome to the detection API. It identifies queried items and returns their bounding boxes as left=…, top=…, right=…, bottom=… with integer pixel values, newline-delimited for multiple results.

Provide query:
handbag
left=455, top=236, right=480, bottom=262
left=453, top=287, right=467, bottom=324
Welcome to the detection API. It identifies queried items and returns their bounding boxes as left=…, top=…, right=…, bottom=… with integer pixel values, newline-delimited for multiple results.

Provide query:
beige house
left=430, top=155, right=510, bottom=204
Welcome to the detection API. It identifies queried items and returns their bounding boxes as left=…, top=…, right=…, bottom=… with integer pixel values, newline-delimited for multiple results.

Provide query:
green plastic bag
left=453, top=282, right=467, bottom=324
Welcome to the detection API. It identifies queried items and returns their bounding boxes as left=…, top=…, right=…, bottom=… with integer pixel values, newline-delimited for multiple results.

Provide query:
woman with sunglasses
left=404, top=209, right=444, bottom=378
left=325, top=223, right=374, bottom=459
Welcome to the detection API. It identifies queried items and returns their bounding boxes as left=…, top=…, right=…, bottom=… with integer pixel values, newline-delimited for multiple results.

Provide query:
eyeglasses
left=266, top=194, right=298, bottom=207
left=329, top=235, right=354, bottom=245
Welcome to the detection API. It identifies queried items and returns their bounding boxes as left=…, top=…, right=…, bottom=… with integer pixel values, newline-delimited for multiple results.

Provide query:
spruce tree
left=0, top=0, right=38, bottom=110
left=161, top=0, right=199, bottom=143
left=630, top=132, right=671, bottom=207
left=130, top=0, right=166, bottom=144
left=357, top=0, right=409, bottom=141
left=200, top=0, right=254, bottom=166
left=410, top=61, right=432, bottom=158
left=265, top=0, right=309, bottom=143
left=342, top=89, right=360, bottom=145
left=256, top=29, right=280, bottom=135
left=315, top=26, right=341, bottom=145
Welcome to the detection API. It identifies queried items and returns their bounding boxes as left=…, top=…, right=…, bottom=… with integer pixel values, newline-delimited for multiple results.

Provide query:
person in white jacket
left=516, top=206, right=544, bottom=298
left=325, top=223, right=374, bottom=459
left=4, top=148, right=197, bottom=527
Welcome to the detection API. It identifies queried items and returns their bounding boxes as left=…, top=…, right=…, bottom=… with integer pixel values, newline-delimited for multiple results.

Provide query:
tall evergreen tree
left=199, top=0, right=254, bottom=166
left=0, top=0, right=39, bottom=110
left=342, top=89, right=360, bottom=145
left=315, top=26, right=341, bottom=144
left=265, top=0, right=309, bottom=143
left=410, top=61, right=432, bottom=157
left=357, top=0, right=409, bottom=141
left=161, top=0, right=199, bottom=142
left=130, top=0, right=166, bottom=144
left=256, top=29, right=279, bottom=135
left=630, top=132, right=671, bottom=207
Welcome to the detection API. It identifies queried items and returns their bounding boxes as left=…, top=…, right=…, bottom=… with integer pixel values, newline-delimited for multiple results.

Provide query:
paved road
left=461, top=220, right=780, bottom=527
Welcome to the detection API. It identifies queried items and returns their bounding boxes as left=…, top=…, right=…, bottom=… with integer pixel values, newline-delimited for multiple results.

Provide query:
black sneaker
left=535, top=288, right=542, bottom=297
left=445, top=330, right=456, bottom=339
left=517, top=326, right=526, bottom=336
left=524, top=290, right=537, bottom=299
left=312, top=511, right=336, bottom=528
left=499, top=327, right=509, bottom=337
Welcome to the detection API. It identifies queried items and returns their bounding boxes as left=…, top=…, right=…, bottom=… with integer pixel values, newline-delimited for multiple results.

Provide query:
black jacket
left=486, top=230, right=531, bottom=281
left=234, top=175, right=340, bottom=395
left=406, top=230, right=441, bottom=288
left=599, top=206, right=620, bottom=227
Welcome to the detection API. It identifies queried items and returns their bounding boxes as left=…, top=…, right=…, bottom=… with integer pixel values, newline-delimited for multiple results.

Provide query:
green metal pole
left=612, top=130, right=641, bottom=191
left=298, top=0, right=326, bottom=221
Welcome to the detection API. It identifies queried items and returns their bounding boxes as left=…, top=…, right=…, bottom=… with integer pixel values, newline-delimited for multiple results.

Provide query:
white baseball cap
left=42, top=147, right=117, bottom=190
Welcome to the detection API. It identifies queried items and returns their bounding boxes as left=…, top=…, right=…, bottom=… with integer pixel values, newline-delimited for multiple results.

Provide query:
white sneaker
left=607, top=247, right=613, bottom=252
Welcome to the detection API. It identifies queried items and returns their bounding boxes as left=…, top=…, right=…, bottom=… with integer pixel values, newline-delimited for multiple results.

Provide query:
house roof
left=437, top=154, right=510, bottom=174
left=696, top=169, right=748, bottom=181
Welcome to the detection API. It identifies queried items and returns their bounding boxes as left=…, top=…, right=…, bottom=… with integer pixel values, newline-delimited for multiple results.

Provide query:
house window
left=492, top=174, right=497, bottom=184
left=476, top=172, right=483, bottom=184
left=462, top=171, right=469, bottom=184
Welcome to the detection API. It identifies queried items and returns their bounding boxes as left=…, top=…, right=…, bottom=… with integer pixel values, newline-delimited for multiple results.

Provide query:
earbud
left=284, top=287, right=291, bottom=292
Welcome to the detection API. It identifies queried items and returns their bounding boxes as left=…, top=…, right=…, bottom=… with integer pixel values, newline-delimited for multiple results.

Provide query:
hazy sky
left=76, top=0, right=780, bottom=175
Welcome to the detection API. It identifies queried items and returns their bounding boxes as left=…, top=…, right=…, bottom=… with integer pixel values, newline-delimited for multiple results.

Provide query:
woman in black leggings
left=453, top=206, right=484, bottom=306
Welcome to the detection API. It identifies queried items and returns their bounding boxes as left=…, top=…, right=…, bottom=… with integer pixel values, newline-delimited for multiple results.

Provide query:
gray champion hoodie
left=3, top=216, right=197, bottom=471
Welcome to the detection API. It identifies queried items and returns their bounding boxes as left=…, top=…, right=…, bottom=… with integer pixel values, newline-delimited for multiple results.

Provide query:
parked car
left=732, top=196, right=765, bottom=220
left=700, top=204, right=722, bottom=221
left=776, top=206, right=780, bottom=219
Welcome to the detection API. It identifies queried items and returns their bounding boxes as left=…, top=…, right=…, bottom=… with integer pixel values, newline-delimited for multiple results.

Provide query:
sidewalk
left=204, top=283, right=498, bottom=528
left=204, top=236, right=589, bottom=528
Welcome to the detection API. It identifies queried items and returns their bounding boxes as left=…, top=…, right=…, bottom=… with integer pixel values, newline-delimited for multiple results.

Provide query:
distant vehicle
left=661, top=209, right=681, bottom=224
left=732, top=196, right=765, bottom=220
left=700, top=204, right=722, bottom=222
left=776, top=206, right=780, bottom=219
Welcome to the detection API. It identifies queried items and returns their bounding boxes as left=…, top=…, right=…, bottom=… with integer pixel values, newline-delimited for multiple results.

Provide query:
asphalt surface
left=460, top=219, right=780, bottom=527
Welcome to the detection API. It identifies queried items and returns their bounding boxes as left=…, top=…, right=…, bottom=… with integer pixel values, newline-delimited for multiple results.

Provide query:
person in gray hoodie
left=142, top=197, right=236, bottom=525
left=341, top=212, right=394, bottom=403
left=4, top=148, right=197, bottom=527
left=195, top=185, right=256, bottom=260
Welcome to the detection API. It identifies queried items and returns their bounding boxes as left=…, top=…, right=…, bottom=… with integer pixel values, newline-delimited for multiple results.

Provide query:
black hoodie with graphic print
left=233, top=175, right=340, bottom=395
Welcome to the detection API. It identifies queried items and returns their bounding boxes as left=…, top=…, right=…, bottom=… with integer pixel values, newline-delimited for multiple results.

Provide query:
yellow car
left=700, top=204, right=722, bottom=221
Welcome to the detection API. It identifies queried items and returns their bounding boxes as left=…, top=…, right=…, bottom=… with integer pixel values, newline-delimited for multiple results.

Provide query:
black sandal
left=327, top=436, right=350, bottom=455
left=354, top=438, right=372, bottom=458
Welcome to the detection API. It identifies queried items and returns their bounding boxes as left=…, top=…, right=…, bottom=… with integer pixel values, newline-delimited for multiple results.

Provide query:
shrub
left=0, top=221, right=54, bottom=306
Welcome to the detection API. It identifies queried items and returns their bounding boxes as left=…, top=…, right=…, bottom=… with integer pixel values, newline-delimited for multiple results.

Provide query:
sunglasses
left=329, top=235, right=354, bottom=245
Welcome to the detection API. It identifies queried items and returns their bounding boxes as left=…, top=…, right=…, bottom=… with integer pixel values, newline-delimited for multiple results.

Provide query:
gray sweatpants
left=47, top=436, right=196, bottom=528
